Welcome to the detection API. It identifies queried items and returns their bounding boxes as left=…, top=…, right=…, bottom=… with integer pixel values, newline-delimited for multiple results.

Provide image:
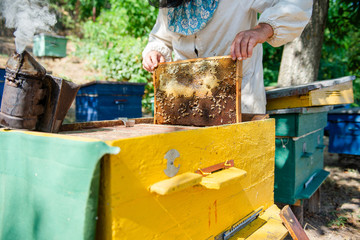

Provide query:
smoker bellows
left=0, top=50, right=79, bottom=132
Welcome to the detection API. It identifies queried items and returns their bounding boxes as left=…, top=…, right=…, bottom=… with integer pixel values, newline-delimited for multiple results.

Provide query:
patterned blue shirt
left=167, top=0, right=219, bottom=35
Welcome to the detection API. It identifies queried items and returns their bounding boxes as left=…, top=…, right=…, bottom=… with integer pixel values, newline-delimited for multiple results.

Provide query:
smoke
left=0, top=0, right=56, bottom=54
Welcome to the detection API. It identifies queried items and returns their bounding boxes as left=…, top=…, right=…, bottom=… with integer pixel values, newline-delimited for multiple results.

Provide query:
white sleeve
left=142, top=10, right=173, bottom=62
left=251, top=0, right=313, bottom=47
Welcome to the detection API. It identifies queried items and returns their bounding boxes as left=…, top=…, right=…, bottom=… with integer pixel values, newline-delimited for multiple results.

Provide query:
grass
left=328, top=211, right=349, bottom=227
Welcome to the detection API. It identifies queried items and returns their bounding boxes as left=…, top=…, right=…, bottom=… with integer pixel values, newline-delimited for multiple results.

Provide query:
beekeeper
left=142, top=0, right=313, bottom=114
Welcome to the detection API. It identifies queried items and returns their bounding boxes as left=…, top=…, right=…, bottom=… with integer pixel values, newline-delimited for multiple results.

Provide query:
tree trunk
left=277, top=0, right=329, bottom=87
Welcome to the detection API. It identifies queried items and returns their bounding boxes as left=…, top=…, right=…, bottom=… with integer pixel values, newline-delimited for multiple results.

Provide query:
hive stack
left=266, top=76, right=355, bottom=222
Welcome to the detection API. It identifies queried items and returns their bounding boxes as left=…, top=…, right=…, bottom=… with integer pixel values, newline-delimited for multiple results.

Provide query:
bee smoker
left=0, top=50, right=79, bottom=133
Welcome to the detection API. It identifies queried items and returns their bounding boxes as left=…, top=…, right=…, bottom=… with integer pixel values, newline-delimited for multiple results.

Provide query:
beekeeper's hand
left=231, top=23, right=274, bottom=61
left=143, top=51, right=165, bottom=72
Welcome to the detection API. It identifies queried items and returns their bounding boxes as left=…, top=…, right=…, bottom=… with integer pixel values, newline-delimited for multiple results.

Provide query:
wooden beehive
left=266, top=76, right=355, bottom=111
left=154, top=56, right=242, bottom=126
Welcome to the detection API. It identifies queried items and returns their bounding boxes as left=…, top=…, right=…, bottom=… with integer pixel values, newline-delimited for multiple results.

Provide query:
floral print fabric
left=167, top=0, right=219, bottom=35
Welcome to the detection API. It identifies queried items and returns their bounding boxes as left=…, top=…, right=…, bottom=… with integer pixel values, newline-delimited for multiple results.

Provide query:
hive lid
left=266, top=76, right=355, bottom=100
left=329, top=107, right=360, bottom=115
left=6, top=50, right=46, bottom=78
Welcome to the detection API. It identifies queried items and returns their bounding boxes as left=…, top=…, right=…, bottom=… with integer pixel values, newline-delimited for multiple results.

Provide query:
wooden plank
left=242, top=113, right=269, bottom=122
left=280, top=205, right=309, bottom=240
left=306, top=188, right=321, bottom=213
left=236, top=59, right=242, bottom=123
left=153, top=56, right=242, bottom=126
left=149, top=172, right=202, bottom=195
left=60, top=117, right=154, bottom=131
left=310, top=81, right=354, bottom=105
left=199, top=167, right=247, bottom=189
left=266, top=106, right=333, bottom=115
left=246, top=219, right=288, bottom=240
left=232, top=205, right=288, bottom=240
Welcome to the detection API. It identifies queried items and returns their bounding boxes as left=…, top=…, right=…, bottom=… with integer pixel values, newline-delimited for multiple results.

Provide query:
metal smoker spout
left=0, top=50, right=80, bottom=133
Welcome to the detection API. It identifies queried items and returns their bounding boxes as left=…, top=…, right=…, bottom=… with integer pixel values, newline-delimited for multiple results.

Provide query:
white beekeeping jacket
left=143, top=0, right=313, bottom=114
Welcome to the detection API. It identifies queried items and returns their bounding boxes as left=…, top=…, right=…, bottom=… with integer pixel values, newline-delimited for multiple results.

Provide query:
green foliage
left=74, top=0, right=158, bottom=112
left=262, top=0, right=360, bottom=105
left=48, top=0, right=110, bottom=31
left=263, top=43, right=283, bottom=86
left=328, top=211, right=349, bottom=227
left=319, top=0, right=360, bottom=106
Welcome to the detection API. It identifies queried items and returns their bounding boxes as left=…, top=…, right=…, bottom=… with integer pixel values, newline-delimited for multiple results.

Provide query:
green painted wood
left=296, top=169, right=329, bottom=199
left=274, top=129, right=326, bottom=204
left=0, top=131, right=119, bottom=240
left=33, top=34, right=68, bottom=58
left=270, top=112, right=328, bottom=137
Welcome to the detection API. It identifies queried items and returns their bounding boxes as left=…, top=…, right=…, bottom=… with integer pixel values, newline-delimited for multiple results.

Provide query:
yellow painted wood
left=149, top=172, right=202, bottom=195
left=310, top=81, right=354, bottom=105
left=200, top=167, right=247, bottom=190
left=96, top=119, right=277, bottom=240
left=267, top=81, right=354, bottom=110
left=233, top=205, right=288, bottom=240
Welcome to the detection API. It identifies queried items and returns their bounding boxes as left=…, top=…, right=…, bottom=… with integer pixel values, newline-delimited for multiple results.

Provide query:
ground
left=0, top=36, right=359, bottom=239
left=303, top=137, right=360, bottom=239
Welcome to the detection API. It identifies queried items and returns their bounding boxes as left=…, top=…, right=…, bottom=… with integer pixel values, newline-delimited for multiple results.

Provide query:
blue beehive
left=76, top=81, right=146, bottom=122
left=0, top=68, right=5, bottom=107
left=328, top=107, right=360, bottom=155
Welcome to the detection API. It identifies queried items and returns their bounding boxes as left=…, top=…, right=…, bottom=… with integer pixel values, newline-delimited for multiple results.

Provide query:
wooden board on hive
left=153, top=56, right=242, bottom=126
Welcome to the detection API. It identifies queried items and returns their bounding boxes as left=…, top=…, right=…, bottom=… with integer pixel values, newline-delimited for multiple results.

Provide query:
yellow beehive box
left=266, top=76, right=355, bottom=111
left=59, top=118, right=288, bottom=239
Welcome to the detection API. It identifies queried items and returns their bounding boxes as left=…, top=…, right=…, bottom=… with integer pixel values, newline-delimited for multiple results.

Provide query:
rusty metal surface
left=0, top=50, right=79, bottom=132
left=0, top=51, right=48, bottom=130
left=37, top=75, right=79, bottom=133
left=6, top=51, right=46, bottom=79
left=195, top=160, right=235, bottom=176
left=154, top=56, right=242, bottom=126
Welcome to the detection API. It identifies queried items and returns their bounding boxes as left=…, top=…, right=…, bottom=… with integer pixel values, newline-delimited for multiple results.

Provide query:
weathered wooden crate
left=328, top=107, right=360, bottom=155
left=266, top=76, right=355, bottom=111
left=153, top=56, right=242, bottom=126
left=269, top=107, right=330, bottom=205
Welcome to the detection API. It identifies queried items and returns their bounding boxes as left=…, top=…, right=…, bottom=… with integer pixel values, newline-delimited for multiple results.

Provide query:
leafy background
left=49, top=0, right=359, bottom=111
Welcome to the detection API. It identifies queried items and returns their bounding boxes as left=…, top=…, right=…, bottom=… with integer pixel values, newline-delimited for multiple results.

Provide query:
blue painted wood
left=328, top=107, right=360, bottom=155
left=76, top=81, right=145, bottom=122
left=0, top=68, right=5, bottom=107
